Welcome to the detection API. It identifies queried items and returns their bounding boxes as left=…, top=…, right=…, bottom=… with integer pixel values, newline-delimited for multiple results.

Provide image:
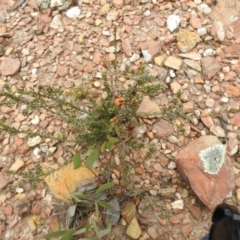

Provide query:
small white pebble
left=197, top=3, right=212, bottom=14
left=167, top=15, right=180, bottom=32
left=171, top=199, right=184, bottom=209
left=201, top=130, right=206, bottom=136
left=169, top=69, right=176, bottom=78
left=144, top=10, right=151, bottom=17
left=203, top=48, right=216, bottom=57
left=219, top=73, right=224, bottom=81
left=221, top=97, right=229, bottom=103
left=175, top=192, right=182, bottom=199
left=168, top=161, right=176, bottom=169
left=197, top=27, right=207, bottom=36
left=31, top=115, right=40, bottom=125
left=121, top=218, right=127, bottom=226
left=222, top=66, right=230, bottom=73
left=194, top=0, right=202, bottom=4
left=32, top=68, right=37, bottom=74
left=93, top=80, right=101, bottom=87
left=230, top=16, right=238, bottom=22
left=149, top=190, right=158, bottom=196
left=165, top=76, right=171, bottom=83
left=230, top=59, right=238, bottom=65
left=95, top=72, right=102, bottom=79
left=33, top=147, right=40, bottom=156
left=102, top=30, right=111, bottom=36
left=16, top=187, right=24, bottom=193
left=101, top=92, right=108, bottom=99
left=115, top=155, right=120, bottom=165
left=129, top=53, right=140, bottom=63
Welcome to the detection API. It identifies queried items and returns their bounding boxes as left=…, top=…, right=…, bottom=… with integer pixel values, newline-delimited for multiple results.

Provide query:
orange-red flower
left=114, top=96, right=124, bottom=107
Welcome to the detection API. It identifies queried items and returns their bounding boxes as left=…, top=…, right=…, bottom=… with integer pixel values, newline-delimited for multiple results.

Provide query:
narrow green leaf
left=86, top=147, right=94, bottom=156
left=99, top=226, right=111, bottom=238
left=95, top=201, right=99, bottom=216
left=73, top=153, right=82, bottom=169
left=60, top=229, right=75, bottom=240
left=100, top=141, right=107, bottom=153
left=115, top=126, right=121, bottom=137
left=106, top=140, right=114, bottom=150
left=71, top=194, right=82, bottom=203
left=45, top=230, right=67, bottom=239
left=99, top=219, right=112, bottom=237
left=91, top=219, right=100, bottom=239
left=73, top=194, right=89, bottom=200
left=95, top=183, right=114, bottom=195
left=96, top=200, right=112, bottom=209
left=106, top=137, right=119, bottom=150
left=107, top=136, right=119, bottom=143
left=72, top=228, right=86, bottom=235
left=85, top=150, right=98, bottom=167
left=86, top=220, right=92, bottom=232
left=79, top=238, right=95, bottom=240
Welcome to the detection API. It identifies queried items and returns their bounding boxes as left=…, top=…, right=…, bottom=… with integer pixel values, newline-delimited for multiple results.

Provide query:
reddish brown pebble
left=31, top=202, right=42, bottom=215
left=3, top=205, right=13, bottom=216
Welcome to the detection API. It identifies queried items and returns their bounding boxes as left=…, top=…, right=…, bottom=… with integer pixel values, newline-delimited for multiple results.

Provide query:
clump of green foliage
left=162, top=91, right=189, bottom=123
left=0, top=27, right=190, bottom=240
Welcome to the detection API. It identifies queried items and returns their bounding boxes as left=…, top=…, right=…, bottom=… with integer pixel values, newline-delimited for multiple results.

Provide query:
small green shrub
left=0, top=28, right=189, bottom=240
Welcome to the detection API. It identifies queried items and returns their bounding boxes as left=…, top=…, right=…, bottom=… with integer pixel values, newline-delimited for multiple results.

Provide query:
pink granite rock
left=229, top=112, right=240, bottom=127
left=141, top=41, right=161, bottom=63
left=175, top=135, right=234, bottom=211
left=0, top=58, right=20, bottom=76
left=121, top=38, right=132, bottom=57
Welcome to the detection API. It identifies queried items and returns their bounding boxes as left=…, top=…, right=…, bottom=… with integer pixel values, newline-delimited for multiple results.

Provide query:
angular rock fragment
left=152, top=119, right=174, bottom=139
left=184, top=59, right=201, bottom=72
left=167, top=15, right=180, bottom=32
left=100, top=4, right=110, bottom=15
left=43, top=162, right=96, bottom=201
left=9, top=158, right=24, bottom=172
left=223, top=85, right=240, bottom=97
left=121, top=202, right=136, bottom=223
left=211, top=21, right=225, bottom=41
left=230, top=112, right=240, bottom=127
left=209, top=126, right=225, bottom=138
left=136, top=96, right=161, bottom=118
left=178, top=52, right=201, bottom=60
left=121, top=38, right=132, bottom=57
left=141, top=41, right=160, bottom=63
left=201, top=57, right=221, bottom=79
left=0, top=173, right=13, bottom=190
left=175, top=135, right=234, bottom=211
left=177, top=29, right=201, bottom=53
left=0, top=58, right=20, bottom=76
left=164, top=56, right=182, bottom=70
left=66, top=7, right=81, bottom=19
left=154, top=55, right=165, bottom=66
left=223, top=44, right=240, bottom=55
left=27, top=136, right=42, bottom=147
left=126, top=217, right=142, bottom=239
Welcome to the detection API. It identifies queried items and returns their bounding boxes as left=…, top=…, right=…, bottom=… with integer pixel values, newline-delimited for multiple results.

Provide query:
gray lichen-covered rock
left=175, top=135, right=234, bottom=211
left=37, top=0, right=51, bottom=8
left=200, top=144, right=226, bottom=175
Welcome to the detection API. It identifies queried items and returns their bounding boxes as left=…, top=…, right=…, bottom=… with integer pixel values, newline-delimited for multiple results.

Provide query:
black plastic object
left=209, top=203, right=240, bottom=240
